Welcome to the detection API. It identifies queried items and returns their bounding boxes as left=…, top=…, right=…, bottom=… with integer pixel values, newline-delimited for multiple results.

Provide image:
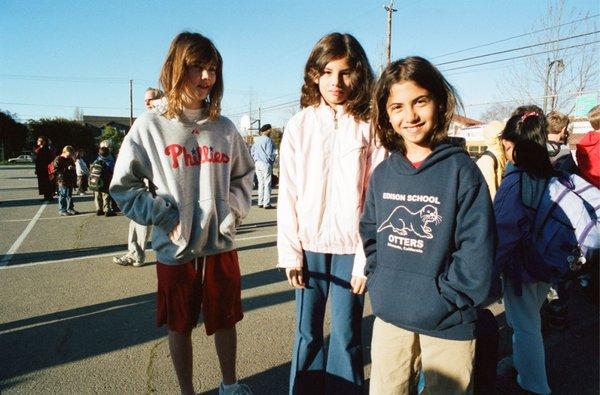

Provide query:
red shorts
left=156, top=250, right=243, bottom=335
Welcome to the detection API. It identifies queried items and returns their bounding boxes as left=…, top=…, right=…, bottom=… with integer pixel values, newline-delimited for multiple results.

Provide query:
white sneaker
left=113, top=254, right=136, bottom=266
left=219, top=382, right=253, bottom=395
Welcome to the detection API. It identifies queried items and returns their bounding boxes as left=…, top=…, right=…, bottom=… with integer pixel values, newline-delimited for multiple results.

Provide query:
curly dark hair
left=300, top=33, right=374, bottom=122
left=371, top=56, right=462, bottom=154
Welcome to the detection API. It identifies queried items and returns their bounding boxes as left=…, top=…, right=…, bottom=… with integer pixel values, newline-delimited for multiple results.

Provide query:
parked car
left=8, top=154, right=34, bottom=163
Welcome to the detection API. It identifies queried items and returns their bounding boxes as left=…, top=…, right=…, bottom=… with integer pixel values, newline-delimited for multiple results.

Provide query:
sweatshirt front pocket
left=198, top=198, right=235, bottom=250
left=369, top=266, right=457, bottom=332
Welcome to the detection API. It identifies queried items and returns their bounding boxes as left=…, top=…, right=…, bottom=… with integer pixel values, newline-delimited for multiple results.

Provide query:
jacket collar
left=317, top=99, right=347, bottom=118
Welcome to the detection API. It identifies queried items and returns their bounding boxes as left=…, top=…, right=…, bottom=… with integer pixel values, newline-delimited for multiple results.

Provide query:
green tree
left=0, top=110, right=31, bottom=160
left=97, top=125, right=124, bottom=154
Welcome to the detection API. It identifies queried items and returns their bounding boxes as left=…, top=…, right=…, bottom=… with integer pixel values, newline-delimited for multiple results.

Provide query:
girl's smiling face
left=386, top=80, right=437, bottom=153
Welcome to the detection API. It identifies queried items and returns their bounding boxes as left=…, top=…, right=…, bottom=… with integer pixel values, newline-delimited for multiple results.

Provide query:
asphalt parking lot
left=0, top=164, right=597, bottom=394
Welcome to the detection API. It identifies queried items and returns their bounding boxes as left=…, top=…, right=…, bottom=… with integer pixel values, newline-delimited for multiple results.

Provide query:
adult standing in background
left=34, top=135, right=55, bottom=201
left=113, top=87, right=164, bottom=267
left=251, top=124, right=276, bottom=209
left=144, top=87, right=164, bottom=111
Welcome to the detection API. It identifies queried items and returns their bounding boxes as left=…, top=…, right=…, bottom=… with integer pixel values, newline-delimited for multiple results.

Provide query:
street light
left=543, top=59, right=565, bottom=113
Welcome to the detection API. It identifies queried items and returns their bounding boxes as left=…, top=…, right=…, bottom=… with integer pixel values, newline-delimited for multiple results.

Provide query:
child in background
left=576, top=105, right=600, bottom=305
left=110, top=32, right=254, bottom=395
left=93, top=142, right=115, bottom=216
left=546, top=111, right=577, bottom=174
left=277, top=32, right=380, bottom=395
left=475, top=121, right=506, bottom=199
left=360, top=56, right=494, bottom=394
left=75, top=149, right=89, bottom=195
left=53, top=145, right=78, bottom=216
left=577, top=105, right=600, bottom=188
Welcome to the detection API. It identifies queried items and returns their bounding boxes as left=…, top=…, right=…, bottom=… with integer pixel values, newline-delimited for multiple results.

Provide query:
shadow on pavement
left=242, top=268, right=285, bottom=290
left=238, top=220, right=277, bottom=230
left=6, top=239, right=273, bottom=267
left=200, top=362, right=291, bottom=395
left=0, top=186, right=39, bottom=191
left=199, top=314, right=377, bottom=395
left=0, top=287, right=295, bottom=384
left=237, top=241, right=276, bottom=252
left=0, top=198, right=52, bottom=208
left=237, top=220, right=277, bottom=235
left=237, top=220, right=277, bottom=236
left=7, top=244, right=128, bottom=266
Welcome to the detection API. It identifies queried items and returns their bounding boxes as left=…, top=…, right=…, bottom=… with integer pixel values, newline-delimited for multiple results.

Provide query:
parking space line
left=0, top=201, right=47, bottom=267
left=0, top=233, right=277, bottom=270
left=1, top=213, right=95, bottom=223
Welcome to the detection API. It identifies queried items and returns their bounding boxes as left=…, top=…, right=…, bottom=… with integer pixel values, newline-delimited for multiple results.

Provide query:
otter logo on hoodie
left=378, top=194, right=443, bottom=253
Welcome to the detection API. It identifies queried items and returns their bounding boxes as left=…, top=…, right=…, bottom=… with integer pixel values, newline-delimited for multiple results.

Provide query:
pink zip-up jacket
left=277, top=101, right=384, bottom=277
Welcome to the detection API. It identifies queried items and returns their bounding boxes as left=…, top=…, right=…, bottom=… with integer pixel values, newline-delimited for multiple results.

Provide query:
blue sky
left=1, top=0, right=598, bottom=129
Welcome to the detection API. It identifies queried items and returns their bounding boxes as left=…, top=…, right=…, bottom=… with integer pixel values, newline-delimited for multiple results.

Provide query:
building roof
left=452, top=114, right=483, bottom=126
left=83, top=115, right=134, bottom=129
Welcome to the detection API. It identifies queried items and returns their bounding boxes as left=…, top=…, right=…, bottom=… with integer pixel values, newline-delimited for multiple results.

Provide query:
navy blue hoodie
left=360, top=144, right=495, bottom=340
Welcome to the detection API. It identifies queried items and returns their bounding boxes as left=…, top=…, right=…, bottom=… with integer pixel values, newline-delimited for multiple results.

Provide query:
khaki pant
left=370, top=318, right=475, bottom=395
left=94, top=191, right=111, bottom=212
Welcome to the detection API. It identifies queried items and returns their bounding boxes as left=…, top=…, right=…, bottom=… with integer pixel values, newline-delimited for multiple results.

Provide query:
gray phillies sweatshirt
left=110, top=110, right=255, bottom=265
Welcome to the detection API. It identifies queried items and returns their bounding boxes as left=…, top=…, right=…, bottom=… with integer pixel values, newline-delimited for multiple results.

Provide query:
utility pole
left=384, top=0, right=397, bottom=65
left=258, top=107, right=262, bottom=131
left=543, top=59, right=564, bottom=113
left=129, top=79, right=133, bottom=127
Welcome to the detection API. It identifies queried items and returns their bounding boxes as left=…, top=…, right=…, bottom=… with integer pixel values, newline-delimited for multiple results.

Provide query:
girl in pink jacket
left=277, top=32, right=381, bottom=395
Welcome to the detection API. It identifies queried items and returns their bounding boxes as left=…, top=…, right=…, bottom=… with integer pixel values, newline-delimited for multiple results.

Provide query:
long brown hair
left=300, top=33, right=374, bottom=122
left=159, top=32, right=223, bottom=121
left=372, top=56, right=462, bottom=153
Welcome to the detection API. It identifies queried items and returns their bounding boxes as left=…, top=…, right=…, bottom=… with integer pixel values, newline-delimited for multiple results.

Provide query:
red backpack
left=47, top=160, right=56, bottom=183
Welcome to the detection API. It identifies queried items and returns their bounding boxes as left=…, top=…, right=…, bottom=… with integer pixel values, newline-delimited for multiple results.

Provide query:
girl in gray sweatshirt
left=109, top=32, right=254, bottom=395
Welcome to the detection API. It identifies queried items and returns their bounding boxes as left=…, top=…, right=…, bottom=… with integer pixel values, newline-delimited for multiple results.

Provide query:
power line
left=223, top=91, right=299, bottom=114
left=228, top=36, right=597, bottom=116
left=433, top=13, right=600, bottom=59
left=224, top=99, right=300, bottom=118
left=440, top=40, right=599, bottom=72
left=0, top=74, right=151, bottom=84
left=0, top=101, right=143, bottom=111
left=437, top=31, right=599, bottom=66
left=462, top=89, right=600, bottom=108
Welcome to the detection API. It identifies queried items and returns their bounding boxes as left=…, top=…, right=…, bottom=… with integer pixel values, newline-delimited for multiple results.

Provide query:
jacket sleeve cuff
left=352, top=256, right=367, bottom=278
left=276, top=255, right=303, bottom=269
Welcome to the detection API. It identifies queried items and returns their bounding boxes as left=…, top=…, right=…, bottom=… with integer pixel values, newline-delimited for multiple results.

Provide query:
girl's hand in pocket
left=169, top=221, right=181, bottom=242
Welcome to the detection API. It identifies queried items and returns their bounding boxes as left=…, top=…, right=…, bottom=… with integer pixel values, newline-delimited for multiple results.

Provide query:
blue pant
left=290, top=251, right=364, bottom=395
left=504, top=280, right=552, bottom=394
left=255, top=161, right=272, bottom=207
left=57, top=186, right=73, bottom=213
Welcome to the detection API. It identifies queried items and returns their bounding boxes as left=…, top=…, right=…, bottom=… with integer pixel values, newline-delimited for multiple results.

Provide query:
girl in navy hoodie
left=360, top=57, right=495, bottom=394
